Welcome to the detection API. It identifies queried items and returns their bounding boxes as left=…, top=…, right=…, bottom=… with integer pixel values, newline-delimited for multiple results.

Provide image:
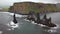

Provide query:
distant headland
left=9, top=2, right=60, bottom=14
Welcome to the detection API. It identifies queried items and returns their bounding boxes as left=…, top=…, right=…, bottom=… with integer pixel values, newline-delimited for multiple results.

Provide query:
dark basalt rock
left=39, top=14, right=56, bottom=27
left=26, top=12, right=56, bottom=27
left=45, top=17, right=56, bottom=27
left=13, top=13, right=18, bottom=24
left=35, top=13, right=42, bottom=24
left=27, top=11, right=36, bottom=21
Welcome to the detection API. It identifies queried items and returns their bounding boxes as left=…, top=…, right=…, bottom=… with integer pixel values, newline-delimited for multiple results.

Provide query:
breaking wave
left=24, top=18, right=59, bottom=33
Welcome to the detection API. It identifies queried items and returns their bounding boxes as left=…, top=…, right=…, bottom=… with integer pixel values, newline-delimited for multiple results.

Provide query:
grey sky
left=0, top=0, right=60, bottom=7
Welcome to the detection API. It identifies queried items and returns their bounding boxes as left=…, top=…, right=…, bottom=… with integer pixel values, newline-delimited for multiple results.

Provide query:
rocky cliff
left=9, top=2, right=60, bottom=14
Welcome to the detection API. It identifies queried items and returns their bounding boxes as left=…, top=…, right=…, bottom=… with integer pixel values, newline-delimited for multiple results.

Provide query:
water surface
left=0, top=12, right=60, bottom=34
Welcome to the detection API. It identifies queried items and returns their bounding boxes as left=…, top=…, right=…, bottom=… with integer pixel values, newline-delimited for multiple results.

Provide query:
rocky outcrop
left=26, top=12, right=56, bottom=27
left=13, top=13, right=18, bottom=24
left=42, top=15, right=56, bottom=27
left=27, top=11, right=36, bottom=21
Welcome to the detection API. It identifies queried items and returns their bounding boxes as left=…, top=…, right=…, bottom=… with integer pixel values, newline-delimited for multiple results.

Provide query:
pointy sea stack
left=42, top=15, right=56, bottom=27
left=13, top=13, right=18, bottom=24
left=26, top=13, right=56, bottom=27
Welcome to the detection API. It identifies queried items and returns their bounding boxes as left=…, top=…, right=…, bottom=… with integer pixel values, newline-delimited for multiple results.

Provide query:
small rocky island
left=26, top=11, right=56, bottom=27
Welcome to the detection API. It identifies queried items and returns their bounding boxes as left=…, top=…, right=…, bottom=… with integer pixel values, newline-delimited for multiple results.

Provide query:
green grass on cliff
left=2, top=6, right=9, bottom=11
left=27, top=5, right=60, bottom=13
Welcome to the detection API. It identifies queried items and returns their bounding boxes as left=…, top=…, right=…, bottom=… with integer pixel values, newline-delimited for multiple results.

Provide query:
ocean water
left=0, top=12, right=60, bottom=34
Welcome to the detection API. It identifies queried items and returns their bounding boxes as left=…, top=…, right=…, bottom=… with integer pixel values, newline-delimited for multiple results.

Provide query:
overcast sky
left=0, top=0, right=60, bottom=7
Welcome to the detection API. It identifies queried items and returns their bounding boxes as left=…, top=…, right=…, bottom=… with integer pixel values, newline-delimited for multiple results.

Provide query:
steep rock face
left=9, top=2, right=59, bottom=14
left=56, top=3, right=60, bottom=8
left=9, top=6, right=14, bottom=12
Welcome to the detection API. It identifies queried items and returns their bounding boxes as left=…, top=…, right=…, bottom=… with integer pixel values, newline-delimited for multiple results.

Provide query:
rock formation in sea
left=26, top=12, right=56, bottom=27
left=27, top=11, right=36, bottom=21
left=13, top=13, right=18, bottom=24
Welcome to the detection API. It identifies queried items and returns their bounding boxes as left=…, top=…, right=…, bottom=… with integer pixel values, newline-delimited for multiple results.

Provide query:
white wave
left=45, top=24, right=59, bottom=33
left=0, top=12, right=9, bottom=13
left=24, top=17, right=58, bottom=33
left=24, top=19, right=48, bottom=27
left=31, top=21, right=37, bottom=24
left=0, top=12, right=27, bottom=18
left=8, top=13, right=13, bottom=15
left=7, top=21, right=19, bottom=30
left=9, top=13, right=22, bottom=17
left=7, top=29, right=11, bottom=31
left=47, top=29, right=57, bottom=33
left=9, top=13, right=27, bottom=18
left=51, top=24, right=59, bottom=29
left=0, top=31, right=3, bottom=34
left=31, top=21, right=47, bottom=27
left=38, top=24, right=46, bottom=27
left=24, top=19, right=37, bottom=24
left=44, top=28, right=57, bottom=33
left=24, top=18, right=31, bottom=22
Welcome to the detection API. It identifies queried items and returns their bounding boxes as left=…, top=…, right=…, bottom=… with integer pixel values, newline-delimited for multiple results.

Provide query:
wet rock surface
left=26, top=12, right=56, bottom=27
left=13, top=13, right=18, bottom=24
